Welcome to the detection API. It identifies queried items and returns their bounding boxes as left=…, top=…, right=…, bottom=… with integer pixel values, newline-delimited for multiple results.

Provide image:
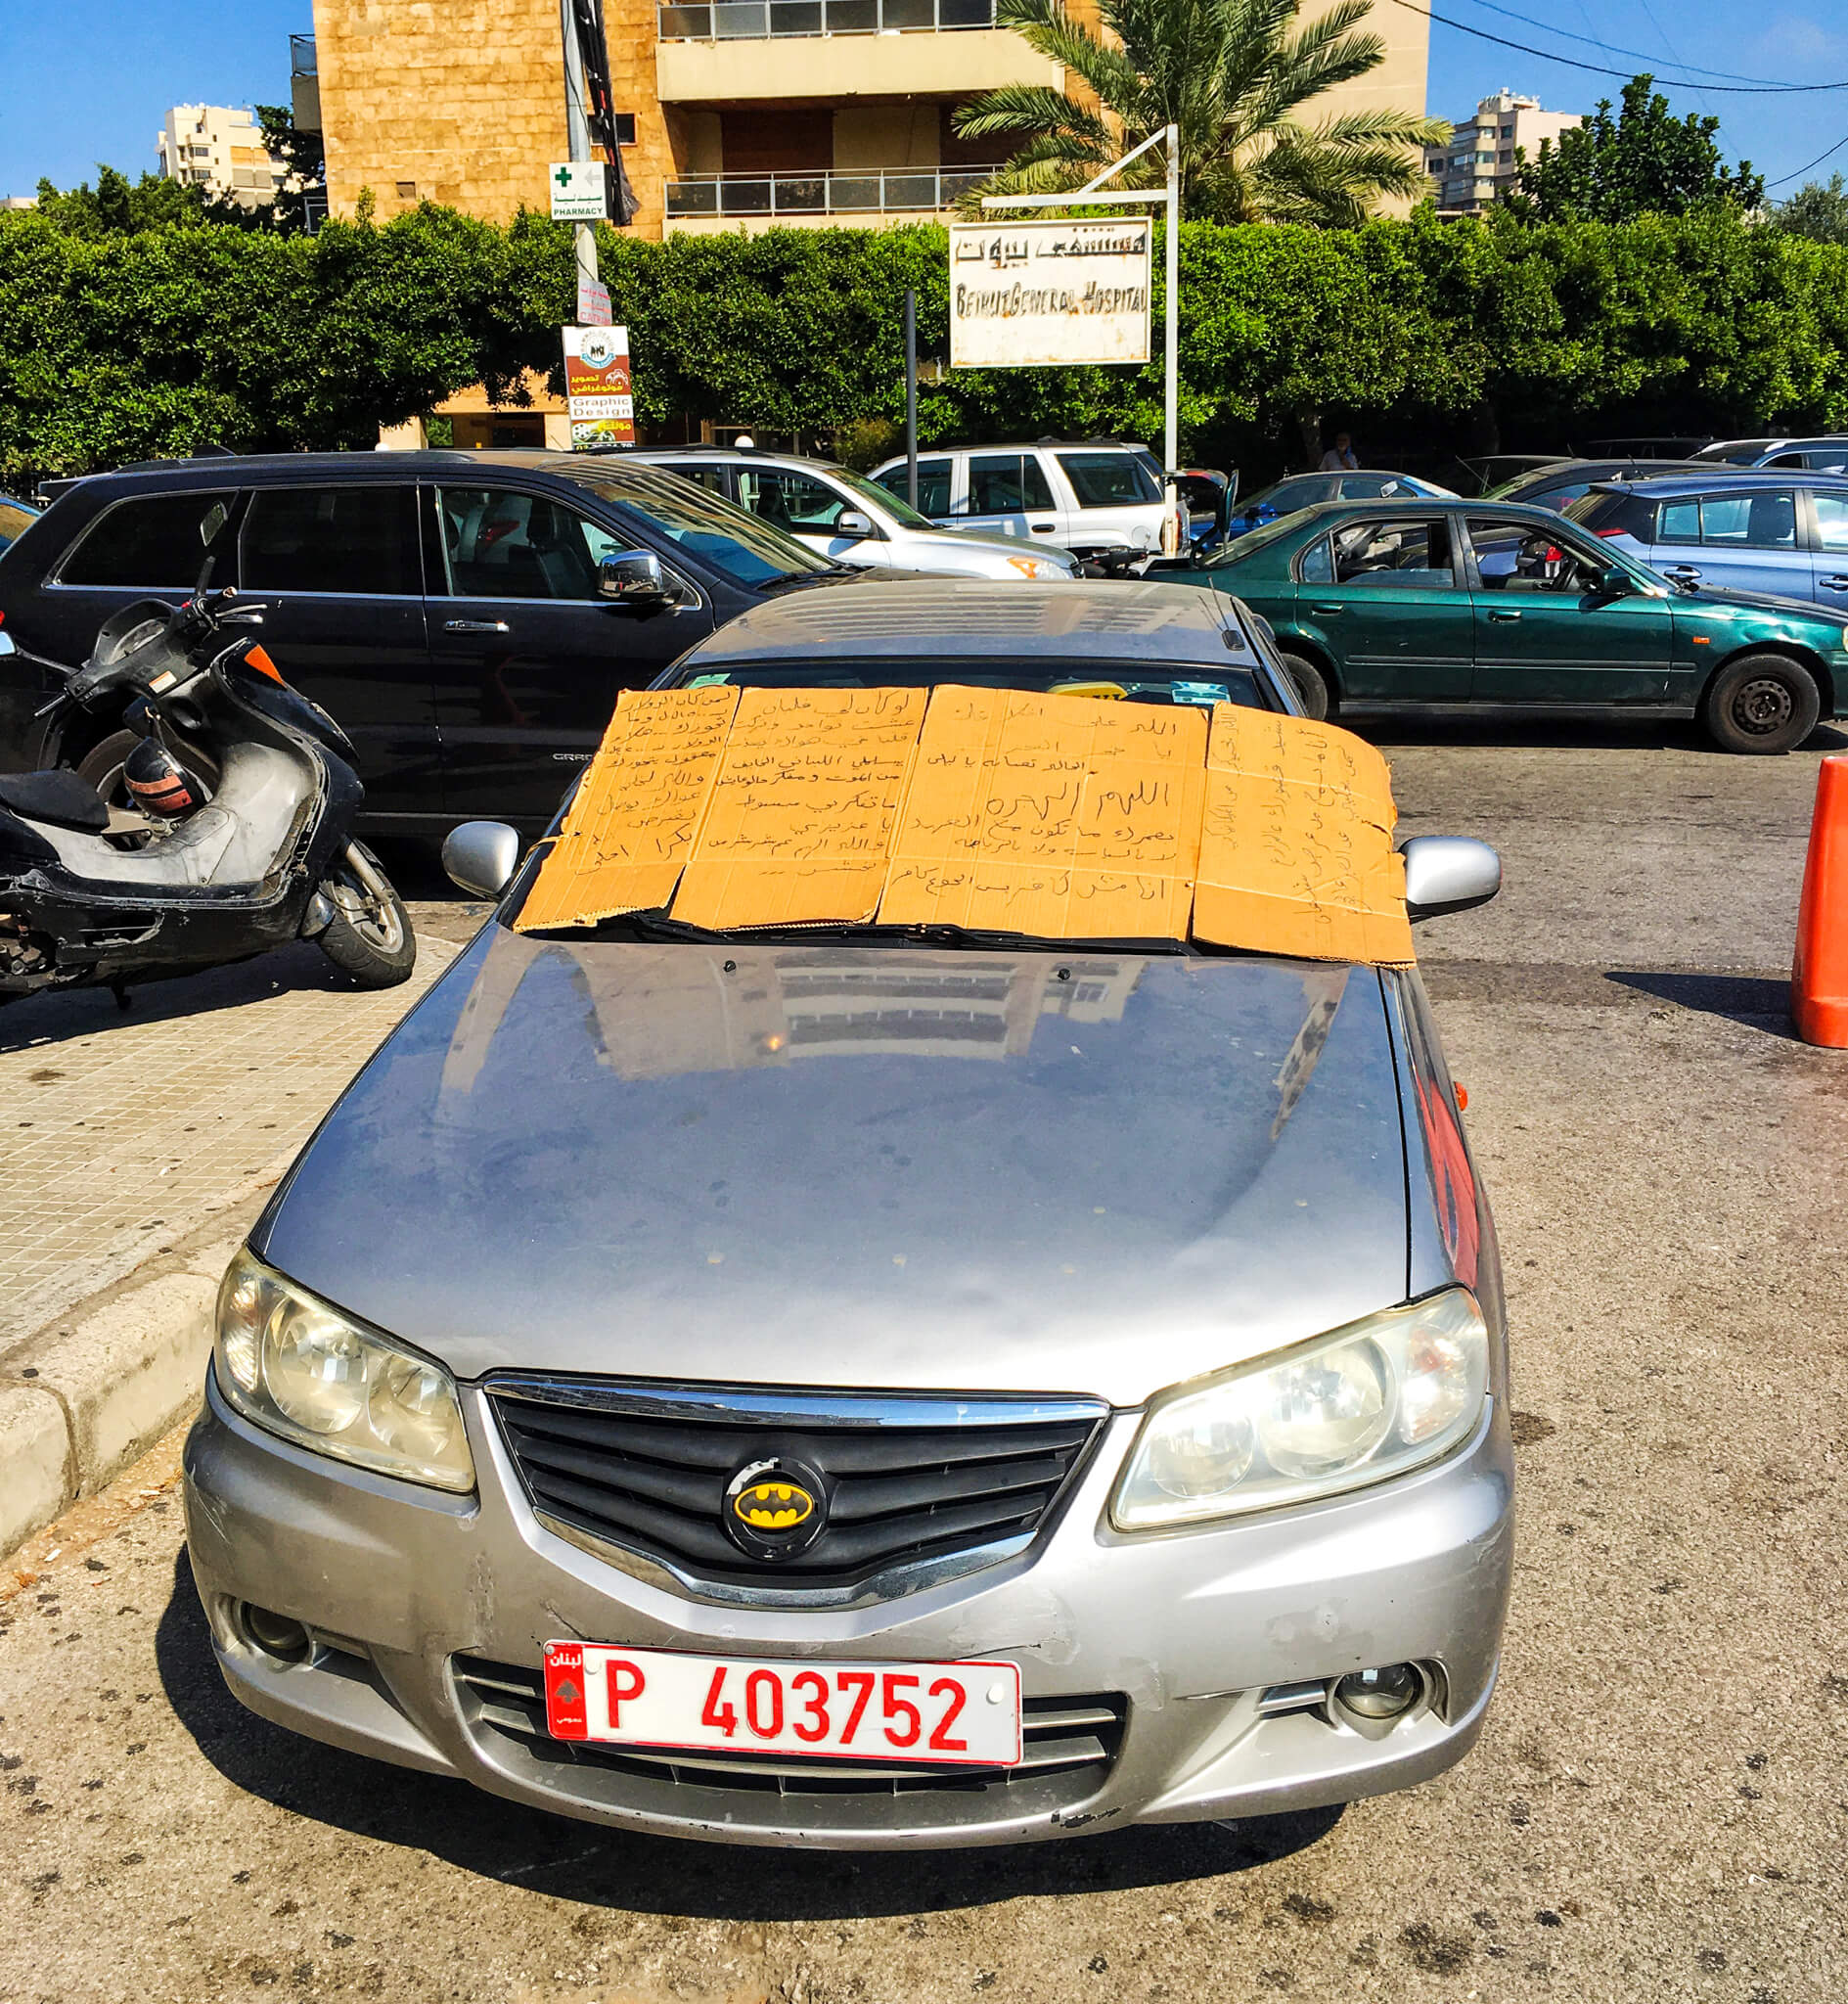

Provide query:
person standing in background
left=1320, top=432, right=1360, bottom=471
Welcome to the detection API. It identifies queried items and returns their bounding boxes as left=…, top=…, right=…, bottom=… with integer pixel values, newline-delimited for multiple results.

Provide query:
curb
left=0, top=1190, right=270, bottom=1560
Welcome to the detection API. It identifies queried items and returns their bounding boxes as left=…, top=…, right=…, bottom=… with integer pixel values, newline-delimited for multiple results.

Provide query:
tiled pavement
left=0, top=898, right=479, bottom=1344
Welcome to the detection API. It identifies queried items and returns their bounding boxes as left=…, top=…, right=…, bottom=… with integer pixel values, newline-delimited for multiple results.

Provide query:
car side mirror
left=442, top=820, right=521, bottom=900
left=834, top=510, right=874, bottom=539
left=1401, top=836, right=1502, bottom=920
left=1599, top=565, right=1631, bottom=595
left=598, top=549, right=673, bottom=605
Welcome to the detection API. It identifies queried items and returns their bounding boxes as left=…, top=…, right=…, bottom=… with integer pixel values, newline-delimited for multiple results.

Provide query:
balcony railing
left=658, top=0, right=994, bottom=37
left=665, top=164, right=1000, bottom=218
left=291, top=32, right=316, bottom=75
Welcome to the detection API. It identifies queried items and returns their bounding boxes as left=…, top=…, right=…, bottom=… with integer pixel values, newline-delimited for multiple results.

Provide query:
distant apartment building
left=1424, top=88, right=1581, bottom=213
left=157, top=105, right=289, bottom=208
left=0, top=197, right=37, bottom=212
left=299, top=0, right=1432, bottom=242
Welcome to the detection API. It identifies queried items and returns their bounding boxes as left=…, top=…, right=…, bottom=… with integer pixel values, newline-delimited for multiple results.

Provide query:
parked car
left=1565, top=472, right=1848, bottom=608
left=0, top=493, right=37, bottom=557
left=1218, top=471, right=1457, bottom=545
left=1165, top=495, right=1848, bottom=752
left=1482, top=457, right=1721, bottom=513
left=1582, top=435, right=1713, bottom=459
left=0, top=450, right=917, bottom=832
left=867, top=438, right=1174, bottom=566
left=1453, top=453, right=1570, bottom=496
left=183, top=578, right=1513, bottom=1848
left=630, top=446, right=1079, bottom=580
left=1690, top=435, right=1848, bottom=473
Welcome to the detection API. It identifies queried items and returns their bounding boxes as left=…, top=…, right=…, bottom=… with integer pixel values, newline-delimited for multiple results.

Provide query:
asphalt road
left=3, top=716, right=1846, bottom=2004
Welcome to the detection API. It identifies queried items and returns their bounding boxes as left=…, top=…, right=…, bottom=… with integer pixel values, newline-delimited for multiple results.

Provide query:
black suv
left=0, top=450, right=881, bottom=830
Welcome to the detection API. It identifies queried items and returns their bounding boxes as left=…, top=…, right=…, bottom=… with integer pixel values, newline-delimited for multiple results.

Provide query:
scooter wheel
left=314, top=841, right=417, bottom=988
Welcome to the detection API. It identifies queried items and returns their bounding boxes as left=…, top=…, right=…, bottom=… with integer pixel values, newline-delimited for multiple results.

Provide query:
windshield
left=1696, top=441, right=1774, bottom=465
left=838, top=465, right=934, bottom=530
left=668, top=659, right=1269, bottom=708
left=1205, top=513, right=1311, bottom=566
left=553, top=462, right=832, bottom=588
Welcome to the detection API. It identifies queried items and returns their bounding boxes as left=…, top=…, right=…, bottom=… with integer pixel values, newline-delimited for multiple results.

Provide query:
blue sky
left=0, top=0, right=1844, bottom=202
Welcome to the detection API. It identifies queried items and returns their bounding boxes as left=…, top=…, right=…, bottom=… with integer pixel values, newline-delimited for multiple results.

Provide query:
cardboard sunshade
left=516, top=683, right=1414, bottom=965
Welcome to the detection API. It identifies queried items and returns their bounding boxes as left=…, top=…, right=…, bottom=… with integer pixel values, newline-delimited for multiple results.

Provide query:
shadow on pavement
left=1604, top=970, right=1800, bottom=1038
left=1354, top=715, right=1848, bottom=756
left=158, top=1551, right=1341, bottom=1918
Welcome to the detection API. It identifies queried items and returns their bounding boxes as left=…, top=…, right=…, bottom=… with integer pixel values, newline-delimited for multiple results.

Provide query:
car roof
left=41, top=449, right=696, bottom=489
left=1590, top=471, right=1848, bottom=497
left=630, top=446, right=852, bottom=477
left=679, top=579, right=1253, bottom=664
left=877, top=440, right=1150, bottom=460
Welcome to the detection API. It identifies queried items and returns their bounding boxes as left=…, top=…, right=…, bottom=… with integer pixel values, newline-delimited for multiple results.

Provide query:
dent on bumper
left=182, top=1375, right=1514, bottom=1850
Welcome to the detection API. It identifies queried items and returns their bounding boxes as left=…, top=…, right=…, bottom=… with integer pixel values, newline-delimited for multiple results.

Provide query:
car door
left=733, top=465, right=887, bottom=568
left=1464, top=515, right=1672, bottom=705
left=1810, top=489, right=1848, bottom=608
left=236, top=481, right=441, bottom=816
left=428, top=482, right=710, bottom=823
left=956, top=452, right=1062, bottom=546
left=1651, top=487, right=1810, bottom=601
left=1293, top=513, right=1474, bottom=703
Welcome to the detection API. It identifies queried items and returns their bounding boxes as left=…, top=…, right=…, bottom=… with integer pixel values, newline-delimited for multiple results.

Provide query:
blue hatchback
left=1565, top=473, right=1848, bottom=609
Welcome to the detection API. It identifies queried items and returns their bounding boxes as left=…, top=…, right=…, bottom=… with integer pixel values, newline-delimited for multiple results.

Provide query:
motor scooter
left=0, top=560, right=415, bottom=1004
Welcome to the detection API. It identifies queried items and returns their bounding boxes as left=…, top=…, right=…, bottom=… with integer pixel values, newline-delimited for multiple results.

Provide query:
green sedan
left=1166, top=497, right=1848, bottom=753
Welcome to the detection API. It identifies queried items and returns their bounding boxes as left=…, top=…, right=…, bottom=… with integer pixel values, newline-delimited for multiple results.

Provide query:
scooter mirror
left=442, top=821, right=521, bottom=900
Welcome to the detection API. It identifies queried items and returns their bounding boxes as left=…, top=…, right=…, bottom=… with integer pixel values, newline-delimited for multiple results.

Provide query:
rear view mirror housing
left=1401, top=836, right=1502, bottom=920
left=834, top=510, right=874, bottom=539
left=598, top=550, right=674, bottom=606
left=1599, top=565, right=1632, bottom=595
left=442, top=820, right=521, bottom=900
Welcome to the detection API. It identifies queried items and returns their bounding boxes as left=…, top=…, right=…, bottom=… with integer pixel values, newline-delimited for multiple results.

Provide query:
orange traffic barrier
left=1792, top=754, right=1848, bottom=1047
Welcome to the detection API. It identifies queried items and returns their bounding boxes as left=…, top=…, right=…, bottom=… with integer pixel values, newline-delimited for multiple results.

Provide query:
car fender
left=1697, top=634, right=1837, bottom=715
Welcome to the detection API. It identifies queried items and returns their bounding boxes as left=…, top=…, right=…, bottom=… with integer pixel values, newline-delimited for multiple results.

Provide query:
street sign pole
left=982, top=123, right=1181, bottom=549
left=560, top=0, right=600, bottom=320
left=904, top=288, right=919, bottom=511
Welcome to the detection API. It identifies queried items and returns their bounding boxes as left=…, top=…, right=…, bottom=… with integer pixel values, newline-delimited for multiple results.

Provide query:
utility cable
left=1767, top=132, right=1848, bottom=189
left=1443, top=0, right=1830, bottom=88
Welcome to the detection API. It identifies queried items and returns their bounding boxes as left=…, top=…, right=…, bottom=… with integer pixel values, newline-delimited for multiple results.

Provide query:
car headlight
left=213, top=1247, right=474, bottom=1493
left=1110, top=1289, right=1489, bottom=1530
left=1005, top=555, right=1067, bottom=580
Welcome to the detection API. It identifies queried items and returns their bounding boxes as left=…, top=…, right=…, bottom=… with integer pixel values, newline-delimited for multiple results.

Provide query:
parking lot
left=1, top=715, right=1844, bottom=2004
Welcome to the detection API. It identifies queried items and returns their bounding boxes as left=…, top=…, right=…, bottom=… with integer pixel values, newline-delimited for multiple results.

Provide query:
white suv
left=868, top=439, right=1175, bottom=567
left=631, top=448, right=1079, bottom=581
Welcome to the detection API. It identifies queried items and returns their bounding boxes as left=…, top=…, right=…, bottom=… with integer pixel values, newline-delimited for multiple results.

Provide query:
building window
left=396, top=180, right=417, bottom=199
left=613, top=113, right=637, bottom=146
left=1499, top=149, right=1512, bottom=163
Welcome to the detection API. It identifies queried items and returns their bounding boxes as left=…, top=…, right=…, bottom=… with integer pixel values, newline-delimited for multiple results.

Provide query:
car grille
left=484, top=1378, right=1108, bottom=1594
left=452, top=1655, right=1127, bottom=1800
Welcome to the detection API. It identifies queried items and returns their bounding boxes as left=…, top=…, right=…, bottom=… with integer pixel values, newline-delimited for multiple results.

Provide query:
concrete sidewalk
left=0, top=900, right=476, bottom=1555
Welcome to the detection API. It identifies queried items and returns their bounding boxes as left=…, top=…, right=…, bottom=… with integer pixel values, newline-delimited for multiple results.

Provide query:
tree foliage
left=5, top=199, right=1848, bottom=494
left=1506, top=75, right=1765, bottom=224
left=953, top=0, right=1450, bottom=225
left=254, top=106, right=328, bottom=236
left=1777, top=173, right=1848, bottom=247
left=32, top=166, right=257, bottom=237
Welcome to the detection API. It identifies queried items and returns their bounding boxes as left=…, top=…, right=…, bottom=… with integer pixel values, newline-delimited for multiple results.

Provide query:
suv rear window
left=241, top=485, right=422, bottom=596
left=1056, top=451, right=1160, bottom=509
left=58, top=492, right=228, bottom=588
left=1563, top=491, right=1655, bottom=541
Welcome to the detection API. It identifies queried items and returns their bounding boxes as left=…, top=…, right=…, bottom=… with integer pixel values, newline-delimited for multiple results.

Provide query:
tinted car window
left=675, top=658, right=1265, bottom=707
left=1696, top=489, right=1796, bottom=548
left=1565, top=491, right=1657, bottom=541
left=1816, top=493, right=1848, bottom=551
left=736, top=468, right=852, bottom=534
left=968, top=454, right=1057, bottom=514
left=1057, top=451, right=1160, bottom=509
left=1657, top=498, right=1699, bottom=543
left=1330, top=516, right=1458, bottom=588
left=436, top=487, right=621, bottom=600
left=670, top=465, right=731, bottom=498
left=241, top=485, right=421, bottom=596
left=58, top=492, right=228, bottom=588
left=873, top=459, right=952, bottom=517
left=556, top=463, right=830, bottom=588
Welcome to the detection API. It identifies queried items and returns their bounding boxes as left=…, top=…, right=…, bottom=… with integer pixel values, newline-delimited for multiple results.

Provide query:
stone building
left=1423, top=87, right=1583, bottom=214
left=301, top=0, right=1433, bottom=243
left=156, top=105, right=290, bottom=209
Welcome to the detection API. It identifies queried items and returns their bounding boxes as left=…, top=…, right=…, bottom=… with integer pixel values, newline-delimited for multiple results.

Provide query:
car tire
left=314, top=841, right=417, bottom=988
left=1280, top=652, right=1333, bottom=720
left=1698, top=654, right=1822, bottom=755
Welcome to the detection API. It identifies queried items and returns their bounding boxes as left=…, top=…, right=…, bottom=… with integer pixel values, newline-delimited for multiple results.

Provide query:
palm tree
left=954, top=0, right=1451, bottom=226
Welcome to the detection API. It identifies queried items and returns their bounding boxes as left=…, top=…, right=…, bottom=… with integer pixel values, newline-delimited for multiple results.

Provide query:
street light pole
left=904, top=287, right=919, bottom=510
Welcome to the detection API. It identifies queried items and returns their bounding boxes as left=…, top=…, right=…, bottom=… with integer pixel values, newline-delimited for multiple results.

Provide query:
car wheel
left=1280, top=652, right=1333, bottom=720
left=1699, top=654, right=1821, bottom=755
left=313, top=841, right=418, bottom=988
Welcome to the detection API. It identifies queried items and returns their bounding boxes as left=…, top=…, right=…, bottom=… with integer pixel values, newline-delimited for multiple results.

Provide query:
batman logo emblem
left=723, top=1457, right=829, bottom=1561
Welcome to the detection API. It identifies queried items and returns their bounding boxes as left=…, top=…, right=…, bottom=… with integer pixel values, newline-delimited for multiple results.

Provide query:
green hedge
left=4, top=201, right=1848, bottom=489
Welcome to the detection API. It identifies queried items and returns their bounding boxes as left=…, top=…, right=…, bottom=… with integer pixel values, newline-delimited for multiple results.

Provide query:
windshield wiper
left=523, top=912, right=1198, bottom=954
left=755, top=566, right=857, bottom=594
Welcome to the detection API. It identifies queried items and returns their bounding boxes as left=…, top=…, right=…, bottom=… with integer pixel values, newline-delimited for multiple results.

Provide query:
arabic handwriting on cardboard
left=516, top=684, right=740, bottom=932
left=671, top=685, right=929, bottom=930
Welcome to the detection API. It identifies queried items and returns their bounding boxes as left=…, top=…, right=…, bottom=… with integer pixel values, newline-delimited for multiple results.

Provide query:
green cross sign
left=555, top=165, right=573, bottom=188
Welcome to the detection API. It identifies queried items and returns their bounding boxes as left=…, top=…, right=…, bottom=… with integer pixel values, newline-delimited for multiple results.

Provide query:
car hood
left=922, top=528, right=1079, bottom=569
left=256, top=934, right=1412, bottom=1407
left=1668, top=583, right=1848, bottom=631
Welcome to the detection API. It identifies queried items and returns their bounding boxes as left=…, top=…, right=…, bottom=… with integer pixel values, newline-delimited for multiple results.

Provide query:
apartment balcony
left=655, top=0, right=1059, bottom=103
left=663, top=162, right=1000, bottom=233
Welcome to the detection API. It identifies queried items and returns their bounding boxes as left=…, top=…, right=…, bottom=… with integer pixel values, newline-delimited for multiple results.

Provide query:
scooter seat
left=0, top=770, right=110, bottom=834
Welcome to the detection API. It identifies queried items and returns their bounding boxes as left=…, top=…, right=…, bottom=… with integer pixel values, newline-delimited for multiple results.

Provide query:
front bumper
left=183, top=1373, right=1513, bottom=1849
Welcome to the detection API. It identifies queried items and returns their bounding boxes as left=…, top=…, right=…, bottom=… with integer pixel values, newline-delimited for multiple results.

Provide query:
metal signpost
left=978, top=123, right=1181, bottom=542
left=557, top=0, right=638, bottom=438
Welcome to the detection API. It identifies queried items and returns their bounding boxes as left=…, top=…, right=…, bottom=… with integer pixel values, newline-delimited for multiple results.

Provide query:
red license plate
left=542, top=1643, right=1022, bottom=1765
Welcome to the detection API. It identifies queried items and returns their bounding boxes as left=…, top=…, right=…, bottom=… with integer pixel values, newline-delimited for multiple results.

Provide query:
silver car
left=632, top=446, right=1081, bottom=581
left=183, top=584, right=1513, bottom=1850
